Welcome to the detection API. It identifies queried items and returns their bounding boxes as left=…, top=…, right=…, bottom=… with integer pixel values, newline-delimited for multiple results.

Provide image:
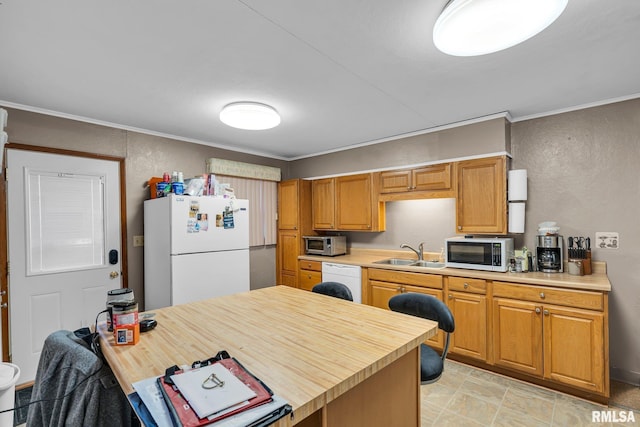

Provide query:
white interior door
left=6, top=149, right=122, bottom=384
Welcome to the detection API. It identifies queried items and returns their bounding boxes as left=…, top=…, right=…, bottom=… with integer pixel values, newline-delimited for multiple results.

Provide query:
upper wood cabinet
left=311, top=178, right=335, bottom=230
left=278, top=179, right=302, bottom=230
left=379, top=163, right=454, bottom=201
left=456, top=156, right=507, bottom=234
left=312, top=173, right=385, bottom=231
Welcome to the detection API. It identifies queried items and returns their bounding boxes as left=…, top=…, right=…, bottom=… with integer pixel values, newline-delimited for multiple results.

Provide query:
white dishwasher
left=321, top=262, right=362, bottom=303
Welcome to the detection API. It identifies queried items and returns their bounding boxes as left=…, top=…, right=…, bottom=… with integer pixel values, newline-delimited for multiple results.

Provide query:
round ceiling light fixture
left=219, top=102, right=281, bottom=130
left=433, top=0, right=568, bottom=56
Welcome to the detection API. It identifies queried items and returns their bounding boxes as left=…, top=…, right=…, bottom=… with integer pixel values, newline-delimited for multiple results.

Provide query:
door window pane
left=26, top=170, right=105, bottom=275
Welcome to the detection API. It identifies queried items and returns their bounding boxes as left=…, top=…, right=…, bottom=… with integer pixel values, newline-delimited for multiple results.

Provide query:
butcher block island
left=98, top=286, right=437, bottom=426
left=298, top=249, right=612, bottom=404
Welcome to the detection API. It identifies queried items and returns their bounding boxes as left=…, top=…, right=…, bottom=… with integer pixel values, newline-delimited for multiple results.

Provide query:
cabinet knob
left=539, top=292, right=545, bottom=299
left=458, top=226, right=462, bottom=230
left=535, top=307, right=541, bottom=314
left=307, top=274, right=312, bottom=279
left=448, top=294, right=453, bottom=299
left=464, top=283, right=469, bottom=289
left=407, top=186, right=411, bottom=190
left=543, top=309, right=550, bottom=316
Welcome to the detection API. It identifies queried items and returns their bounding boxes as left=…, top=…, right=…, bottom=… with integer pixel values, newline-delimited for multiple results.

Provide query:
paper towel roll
left=509, top=202, right=526, bottom=233
left=508, top=169, right=527, bottom=201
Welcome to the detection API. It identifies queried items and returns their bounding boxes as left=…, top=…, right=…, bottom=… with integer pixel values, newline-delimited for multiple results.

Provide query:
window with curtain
left=216, top=175, right=277, bottom=247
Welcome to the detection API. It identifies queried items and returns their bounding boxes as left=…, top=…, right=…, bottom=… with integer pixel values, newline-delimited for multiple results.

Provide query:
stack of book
left=132, top=357, right=291, bottom=427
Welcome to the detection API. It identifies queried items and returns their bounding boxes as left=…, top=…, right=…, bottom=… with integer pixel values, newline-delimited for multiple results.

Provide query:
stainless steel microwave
left=445, top=237, right=513, bottom=272
left=303, top=236, right=347, bottom=256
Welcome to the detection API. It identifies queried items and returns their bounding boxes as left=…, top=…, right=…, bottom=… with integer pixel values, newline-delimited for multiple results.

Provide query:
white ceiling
left=1, top=1, right=639, bottom=160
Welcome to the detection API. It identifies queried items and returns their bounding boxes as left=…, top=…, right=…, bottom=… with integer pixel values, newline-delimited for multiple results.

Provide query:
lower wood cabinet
left=277, top=231, right=300, bottom=287
left=492, top=281, right=607, bottom=395
left=367, top=268, right=443, bottom=349
left=362, top=267, right=609, bottom=401
left=445, top=277, right=488, bottom=361
left=298, top=260, right=322, bottom=292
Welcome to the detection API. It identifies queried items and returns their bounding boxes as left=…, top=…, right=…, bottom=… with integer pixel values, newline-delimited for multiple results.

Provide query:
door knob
left=110, top=271, right=120, bottom=279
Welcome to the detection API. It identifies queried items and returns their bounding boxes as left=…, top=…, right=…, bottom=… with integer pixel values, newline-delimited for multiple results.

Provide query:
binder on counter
left=159, top=357, right=276, bottom=427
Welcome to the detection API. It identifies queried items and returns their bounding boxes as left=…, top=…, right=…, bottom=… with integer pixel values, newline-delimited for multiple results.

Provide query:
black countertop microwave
left=445, top=237, right=514, bottom=272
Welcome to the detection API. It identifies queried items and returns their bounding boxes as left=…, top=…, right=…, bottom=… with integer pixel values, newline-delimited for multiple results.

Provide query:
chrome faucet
left=400, top=242, right=424, bottom=261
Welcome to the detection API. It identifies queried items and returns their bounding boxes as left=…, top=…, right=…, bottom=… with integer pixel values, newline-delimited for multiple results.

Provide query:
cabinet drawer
left=368, top=268, right=443, bottom=289
left=493, top=281, right=603, bottom=311
left=299, top=269, right=322, bottom=292
left=298, top=260, right=322, bottom=272
left=447, top=277, right=487, bottom=294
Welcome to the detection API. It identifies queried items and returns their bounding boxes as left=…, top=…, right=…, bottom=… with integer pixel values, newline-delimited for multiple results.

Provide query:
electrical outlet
left=133, top=235, right=144, bottom=247
left=595, top=232, right=618, bottom=249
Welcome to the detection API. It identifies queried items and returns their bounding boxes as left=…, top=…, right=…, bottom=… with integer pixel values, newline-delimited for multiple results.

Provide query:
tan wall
left=3, top=108, right=288, bottom=309
left=510, top=98, right=640, bottom=384
left=288, top=117, right=510, bottom=178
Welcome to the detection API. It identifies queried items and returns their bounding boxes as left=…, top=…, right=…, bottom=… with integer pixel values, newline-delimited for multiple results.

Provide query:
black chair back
left=389, top=292, right=456, bottom=383
left=388, top=293, right=455, bottom=332
left=311, top=281, right=353, bottom=301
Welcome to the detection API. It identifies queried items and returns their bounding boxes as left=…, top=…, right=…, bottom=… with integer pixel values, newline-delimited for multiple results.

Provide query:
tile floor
left=421, top=360, right=640, bottom=427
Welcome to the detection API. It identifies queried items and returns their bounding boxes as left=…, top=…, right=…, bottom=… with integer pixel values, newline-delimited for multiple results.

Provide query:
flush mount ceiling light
left=219, top=102, right=281, bottom=130
left=433, top=0, right=568, bottom=56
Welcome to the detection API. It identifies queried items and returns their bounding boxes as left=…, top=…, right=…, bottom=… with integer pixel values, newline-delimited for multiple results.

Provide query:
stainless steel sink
left=373, top=258, right=445, bottom=268
left=409, top=260, right=445, bottom=268
left=373, top=258, right=415, bottom=266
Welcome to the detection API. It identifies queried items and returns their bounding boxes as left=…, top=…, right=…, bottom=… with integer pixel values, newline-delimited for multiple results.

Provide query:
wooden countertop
left=98, top=286, right=437, bottom=423
left=300, top=248, right=611, bottom=292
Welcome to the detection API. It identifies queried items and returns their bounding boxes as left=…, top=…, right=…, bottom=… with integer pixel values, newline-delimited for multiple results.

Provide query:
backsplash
left=344, top=198, right=456, bottom=253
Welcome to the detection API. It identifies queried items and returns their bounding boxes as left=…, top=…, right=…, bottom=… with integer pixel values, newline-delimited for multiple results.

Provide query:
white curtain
left=217, top=175, right=277, bottom=247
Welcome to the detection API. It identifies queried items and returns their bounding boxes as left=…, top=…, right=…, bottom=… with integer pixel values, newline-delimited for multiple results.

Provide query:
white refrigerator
left=144, top=195, right=250, bottom=310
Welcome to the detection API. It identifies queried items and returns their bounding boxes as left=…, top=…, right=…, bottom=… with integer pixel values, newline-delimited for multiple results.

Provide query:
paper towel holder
left=508, top=169, right=527, bottom=233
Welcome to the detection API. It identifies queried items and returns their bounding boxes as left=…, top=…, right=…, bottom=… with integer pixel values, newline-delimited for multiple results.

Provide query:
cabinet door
left=493, top=298, right=543, bottom=377
left=412, top=163, right=452, bottom=191
left=336, top=174, right=373, bottom=230
left=543, top=305, right=605, bottom=393
left=456, top=156, right=506, bottom=234
left=380, top=170, right=412, bottom=193
left=404, top=284, right=444, bottom=350
left=277, top=231, right=299, bottom=287
left=369, top=280, right=403, bottom=309
left=447, top=291, right=487, bottom=361
left=312, top=178, right=335, bottom=229
left=277, top=180, right=299, bottom=230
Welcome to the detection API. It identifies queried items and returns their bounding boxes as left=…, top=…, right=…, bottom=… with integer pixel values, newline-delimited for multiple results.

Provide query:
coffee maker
left=536, top=235, right=563, bottom=273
